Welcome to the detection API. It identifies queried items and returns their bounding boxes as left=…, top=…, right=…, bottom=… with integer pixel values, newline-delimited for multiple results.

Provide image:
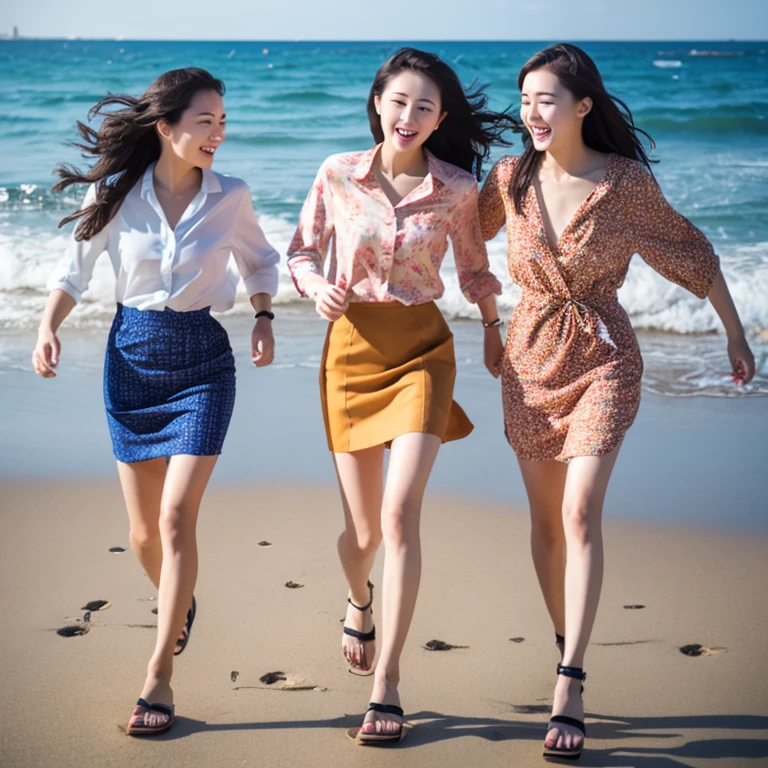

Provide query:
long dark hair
left=54, top=67, right=225, bottom=241
left=366, top=47, right=517, bottom=180
left=510, top=43, right=655, bottom=214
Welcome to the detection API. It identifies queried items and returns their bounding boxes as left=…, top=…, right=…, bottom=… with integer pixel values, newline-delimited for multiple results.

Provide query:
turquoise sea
left=1, top=39, right=767, bottom=396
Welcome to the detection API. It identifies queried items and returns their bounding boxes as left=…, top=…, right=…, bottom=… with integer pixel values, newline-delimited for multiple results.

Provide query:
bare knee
left=530, top=508, right=565, bottom=548
left=344, top=527, right=382, bottom=558
left=159, top=501, right=197, bottom=550
left=130, top=523, right=160, bottom=552
left=381, top=501, right=420, bottom=550
left=562, top=500, right=600, bottom=547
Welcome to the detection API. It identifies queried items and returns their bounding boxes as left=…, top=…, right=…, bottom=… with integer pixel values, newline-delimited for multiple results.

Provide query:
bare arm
left=707, top=270, right=755, bottom=384
left=32, top=289, right=77, bottom=378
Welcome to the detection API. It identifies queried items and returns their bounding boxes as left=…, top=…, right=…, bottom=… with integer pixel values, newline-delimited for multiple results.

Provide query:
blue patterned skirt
left=104, top=304, right=236, bottom=463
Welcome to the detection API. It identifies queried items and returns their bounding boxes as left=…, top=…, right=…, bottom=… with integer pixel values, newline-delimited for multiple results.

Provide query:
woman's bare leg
left=545, top=445, right=622, bottom=753
left=334, top=446, right=385, bottom=672
left=361, top=432, right=441, bottom=735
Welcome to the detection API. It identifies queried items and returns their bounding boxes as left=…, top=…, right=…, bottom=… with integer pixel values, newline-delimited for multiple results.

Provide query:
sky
left=0, top=0, right=766, bottom=40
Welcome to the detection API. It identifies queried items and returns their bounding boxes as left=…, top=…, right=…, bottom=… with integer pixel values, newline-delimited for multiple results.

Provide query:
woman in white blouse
left=31, top=68, right=279, bottom=736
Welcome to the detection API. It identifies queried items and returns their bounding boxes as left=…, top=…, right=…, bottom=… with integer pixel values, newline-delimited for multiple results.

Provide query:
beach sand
left=1, top=481, right=767, bottom=768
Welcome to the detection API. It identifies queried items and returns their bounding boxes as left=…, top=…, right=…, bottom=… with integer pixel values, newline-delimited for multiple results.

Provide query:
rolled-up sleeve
left=450, top=182, right=502, bottom=304
left=47, top=184, right=109, bottom=302
left=232, top=185, right=280, bottom=298
left=287, top=160, right=335, bottom=296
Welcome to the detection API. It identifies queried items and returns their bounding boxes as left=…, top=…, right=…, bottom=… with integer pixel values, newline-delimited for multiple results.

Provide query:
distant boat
left=689, top=49, right=744, bottom=57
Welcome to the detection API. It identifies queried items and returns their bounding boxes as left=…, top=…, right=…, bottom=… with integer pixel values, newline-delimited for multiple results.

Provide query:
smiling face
left=520, top=68, right=592, bottom=153
left=156, top=89, right=226, bottom=169
left=374, top=69, right=447, bottom=155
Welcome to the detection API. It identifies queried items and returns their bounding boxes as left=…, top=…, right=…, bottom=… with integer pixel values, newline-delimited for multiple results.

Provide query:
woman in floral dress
left=478, top=43, right=755, bottom=760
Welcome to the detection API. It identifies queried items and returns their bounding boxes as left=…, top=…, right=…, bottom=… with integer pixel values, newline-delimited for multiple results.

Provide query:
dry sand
left=1, top=482, right=767, bottom=768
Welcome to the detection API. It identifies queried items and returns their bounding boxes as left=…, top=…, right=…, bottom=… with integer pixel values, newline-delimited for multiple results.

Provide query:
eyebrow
left=521, top=92, right=557, bottom=98
left=391, top=91, right=437, bottom=106
left=197, top=111, right=226, bottom=118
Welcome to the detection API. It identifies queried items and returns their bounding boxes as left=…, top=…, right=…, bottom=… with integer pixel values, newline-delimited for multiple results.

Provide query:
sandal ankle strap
left=557, top=664, right=586, bottom=681
left=348, top=580, right=374, bottom=612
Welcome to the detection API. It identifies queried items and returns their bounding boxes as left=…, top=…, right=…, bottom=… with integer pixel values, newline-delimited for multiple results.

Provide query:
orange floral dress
left=478, top=154, right=720, bottom=462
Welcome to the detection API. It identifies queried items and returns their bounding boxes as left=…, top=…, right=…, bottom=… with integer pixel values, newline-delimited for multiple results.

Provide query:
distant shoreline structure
left=0, top=36, right=766, bottom=43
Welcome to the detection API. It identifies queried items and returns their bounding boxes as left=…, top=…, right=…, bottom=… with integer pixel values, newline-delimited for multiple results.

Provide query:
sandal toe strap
left=343, top=626, right=376, bottom=642
left=136, top=698, right=174, bottom=717
left=549, top=715, right=585, bottom=735
left=367, top=702, right=404, bottom=719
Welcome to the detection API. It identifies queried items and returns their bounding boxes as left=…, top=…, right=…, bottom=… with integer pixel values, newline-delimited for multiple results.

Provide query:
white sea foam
left=653, top=60, right=683, bottom=68
left=1, top=221, right=766, bottom=339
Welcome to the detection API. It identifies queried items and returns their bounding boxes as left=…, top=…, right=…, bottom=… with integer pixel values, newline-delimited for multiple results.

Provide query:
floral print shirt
left=287, top=144, right=502, bottom=305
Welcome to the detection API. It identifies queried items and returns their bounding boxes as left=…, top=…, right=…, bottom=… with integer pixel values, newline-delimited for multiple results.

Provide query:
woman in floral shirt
left=288, top=48, right=514, bottom=744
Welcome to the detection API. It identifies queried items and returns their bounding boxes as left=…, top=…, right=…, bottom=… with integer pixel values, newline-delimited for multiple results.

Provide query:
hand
left=251, top=318, right=275, bottom=368
left=312, top=282, right=349, bottom=323
left=483, top=326, right=504, bottom=379
left=727, top=334, right=755, bottom=385
left=32, top=328, right=60, bottom=378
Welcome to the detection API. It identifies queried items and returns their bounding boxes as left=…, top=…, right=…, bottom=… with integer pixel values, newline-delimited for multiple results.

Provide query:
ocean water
left=1, top=39, right=767, bottom=396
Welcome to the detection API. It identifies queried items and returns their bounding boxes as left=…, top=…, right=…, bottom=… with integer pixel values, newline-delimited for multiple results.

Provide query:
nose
left=527, top=102, right=541, bottom=122
left=400, top=103, right=418, bottom=125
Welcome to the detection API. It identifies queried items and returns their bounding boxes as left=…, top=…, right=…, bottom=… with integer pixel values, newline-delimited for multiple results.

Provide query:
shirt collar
left=352, top=143, right=449, bottom=188
left=139, top=162, right=222, bottom=200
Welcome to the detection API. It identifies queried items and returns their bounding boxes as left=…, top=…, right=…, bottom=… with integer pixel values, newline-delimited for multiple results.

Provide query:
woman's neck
left=379, top=140, right=428, bottom=179
left=541, top=140, right=598, bottom=180
left=153, top=153, right=202, bottom=197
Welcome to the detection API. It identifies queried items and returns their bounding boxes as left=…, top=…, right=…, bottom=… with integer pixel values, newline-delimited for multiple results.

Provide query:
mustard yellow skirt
left=320, top=301, right=474, bottom=453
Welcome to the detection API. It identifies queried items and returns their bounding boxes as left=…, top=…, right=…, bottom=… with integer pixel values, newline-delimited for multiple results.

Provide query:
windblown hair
left=54, top=67, right=225, bottom=241
left=510, top=43, right=656, bottom=214
left=366, top=47, right=518, bottom=180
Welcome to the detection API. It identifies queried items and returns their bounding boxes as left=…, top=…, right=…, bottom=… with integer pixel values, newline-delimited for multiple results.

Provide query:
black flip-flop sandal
left=356, top=702, right=405, bottom=745
left=173, top=595, right=196, bottom=656
left=343, top=581, right=375, bottom=676
left=544, top=664, right=587, bottom=761
left=126, top=697, right=175, bottom=736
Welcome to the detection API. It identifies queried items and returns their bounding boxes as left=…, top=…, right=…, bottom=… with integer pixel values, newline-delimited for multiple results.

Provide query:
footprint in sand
left=511, top=704, right=551, bottom=715
left=57, top=612, right=91, bottom=638
left=285, top=581, right=304, bottom=589
left=680, top=643, right=727, bottom=657
left=109, top=547, right=126, bottom=554
left=234, top=671, right=325, bottom=692
left=423, top=639, right=469, bottom=651
left=260, top=671, right=287, bottom=684
left=82, top=600, right=110, bottom=611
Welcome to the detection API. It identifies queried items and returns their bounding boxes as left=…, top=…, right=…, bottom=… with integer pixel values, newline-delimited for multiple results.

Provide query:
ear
left=436, top=110, right=448, bottom=129
left=577, top=97, right=593, bottom=118
left=155, top=119, right=173, bottom=141
left=374, top=94, right=382, bottom=116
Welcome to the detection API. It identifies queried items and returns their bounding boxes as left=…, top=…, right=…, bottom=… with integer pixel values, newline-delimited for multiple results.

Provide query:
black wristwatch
left=254, top=310, right=275, bottom=321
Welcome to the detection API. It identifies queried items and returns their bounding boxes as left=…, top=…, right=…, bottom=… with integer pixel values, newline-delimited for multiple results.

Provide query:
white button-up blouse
left=48, top=163, right=280, bottom=312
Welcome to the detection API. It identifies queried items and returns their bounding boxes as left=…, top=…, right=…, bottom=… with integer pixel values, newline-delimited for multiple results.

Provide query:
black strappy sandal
left=343, top=581, right=376, bottom=676
left=357, top=702, right=405, bottom=745
left=543, top=664, right=587, bottom=761
left=173, top=595, right=196, bottom=656
left=554, top=636, right=583, bottom=692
